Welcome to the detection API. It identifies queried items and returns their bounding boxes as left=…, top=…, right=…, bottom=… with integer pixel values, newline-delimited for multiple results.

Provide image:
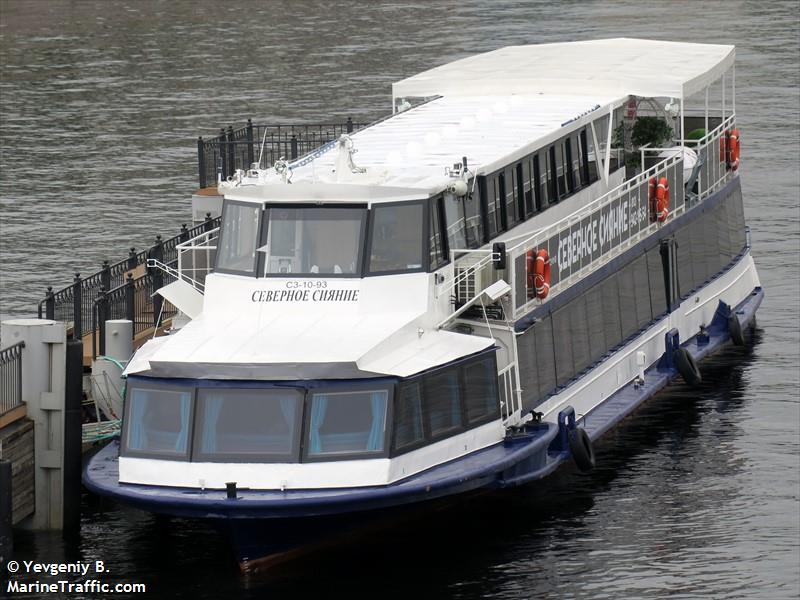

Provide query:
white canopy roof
left=393, top=38, right=734, bottom=101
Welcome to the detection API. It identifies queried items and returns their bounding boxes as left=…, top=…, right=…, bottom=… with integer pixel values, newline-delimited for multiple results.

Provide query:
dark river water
left=1, top=1, right=798, bottom=598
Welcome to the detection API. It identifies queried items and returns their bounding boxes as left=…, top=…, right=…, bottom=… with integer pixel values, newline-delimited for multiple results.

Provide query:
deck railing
left=443, top=117, right=738, bottom=326
left=176, top=227, right=219, bottom=290
left=0, top=342, right=25, bottom=417
left=197, top=119, right=370, bottom=188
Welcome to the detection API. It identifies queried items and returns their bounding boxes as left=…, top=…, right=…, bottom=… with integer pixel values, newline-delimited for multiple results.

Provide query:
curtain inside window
left=367, top=392, right=387, bottom=451
left=310, top=395, right=329, bottom=454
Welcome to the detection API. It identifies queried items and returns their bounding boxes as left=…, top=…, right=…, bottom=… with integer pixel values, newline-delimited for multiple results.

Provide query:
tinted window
left=505, top=167, right=521, bottom=228
left=586, top=283, right=607, bottom=364
left=463, top=358, right=499, bottom=423
left=193, top=388, right=302, bottom=461
left=393, top=382, right=424, bottom=451
left=263, top=207, right=365, bottom=275
left=534, top=315, right=557, bottom=398
left=216, top=201, right=261, bottom=275
left=443, top=193, right=467, bottom=251
left=552, top=305, right=575, bottom=386
left=425, top=370, right=462, bottom=437
left=570, top=295, right=591, bottom=374
left=124, top=386, right=194, bottom=459
left=647, top=246, right=668, bottom=318
left=601, top=274, right=623, bottom=348
left=308, top=390, right=388, bottom=457
left=463, top=190, right=484, bottom=248
left=369, top=203, right=424, bottom=273
left=618, top=262, right=638, bottom=339
left=429, top=197, right=447, bottom=269
left=632, top=254, right=652, bottom=330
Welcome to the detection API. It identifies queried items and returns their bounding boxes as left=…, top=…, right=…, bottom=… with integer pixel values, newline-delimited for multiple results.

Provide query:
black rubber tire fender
left=673, top=347, right=702, bottom=386
left=568, top=427, right=595, bottom=472
left=728, top=314, right=745, bottom=346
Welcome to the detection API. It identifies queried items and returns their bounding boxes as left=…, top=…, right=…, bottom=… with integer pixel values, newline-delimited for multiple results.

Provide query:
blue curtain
left=309, top=395, right=328, bottom=454
left=128, top=390, right=148, bottom=449
left=175, top=393, right=191, bottom=452
left=368, top=392, right=387, bottom=451
left=201, top=395, right=225, bottom=453
left=279, top=396, right=296, bottom=431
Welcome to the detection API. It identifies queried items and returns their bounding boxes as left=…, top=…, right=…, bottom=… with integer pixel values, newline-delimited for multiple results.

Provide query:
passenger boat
left=83, top=38, right=762, bottom=571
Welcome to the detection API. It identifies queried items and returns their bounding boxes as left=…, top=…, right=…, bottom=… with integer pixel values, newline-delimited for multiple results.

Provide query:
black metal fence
left=38, top=215, right=220, bottom=342
left=0, top=342, right=24, bottom=416
left=197, top=118, right=369, bottom=188
left=91, top=268, right=178, bottom=359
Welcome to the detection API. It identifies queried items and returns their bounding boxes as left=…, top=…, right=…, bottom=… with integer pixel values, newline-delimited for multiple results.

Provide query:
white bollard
left=0, top=318, right=66, bottom=530
left=91, top=319, right=132, bottom=420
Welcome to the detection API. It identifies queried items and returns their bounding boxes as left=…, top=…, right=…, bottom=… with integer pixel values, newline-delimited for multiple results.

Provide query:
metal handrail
left=0, top=341, right=25, bottom=416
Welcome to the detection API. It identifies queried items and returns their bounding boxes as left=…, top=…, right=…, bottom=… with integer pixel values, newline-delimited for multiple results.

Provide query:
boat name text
left=251, top=289, right=359, bottom=303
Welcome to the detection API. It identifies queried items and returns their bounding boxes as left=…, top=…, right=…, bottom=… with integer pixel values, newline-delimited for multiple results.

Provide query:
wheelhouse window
left=122, top=384, right=194, bottom=460
left=261, top=206, right=366, bottom=276
left=425, top=369, right=462, bottom=438
left=368, top=202, right=424, bottom=274
left=192, top=388, right=303, bottom=462
left=464, top=357, right=499, bottom=423
left=306, top=389, right=390, bottom=458
left=216, top=201, right=262, bottom=275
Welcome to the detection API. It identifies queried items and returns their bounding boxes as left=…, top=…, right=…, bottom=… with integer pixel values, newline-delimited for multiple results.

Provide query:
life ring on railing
left=728, top=128, right=740, bottom=171
left=648, top=176, right=658, bottom=223
left=525, top=249, right=536, bottom=299
left=656, top=177, right=670, bottom=222
left=534, top=249, right=551, bottom=299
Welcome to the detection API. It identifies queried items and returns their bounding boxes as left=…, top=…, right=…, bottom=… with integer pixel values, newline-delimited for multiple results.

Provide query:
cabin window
left=368, top=202, right=425, bottom=274
left=428, top=196, right=448, bottom=269
left=482, top=175, right=504, bottom=239
left=425, top=369, right=463, bottom=438
left=564, top=137, right=576, bottom=194
left=261, top=206, right=365, bottom=276
left=548, top=146, right=560, bottom=201
left=216, top=201, right=262, bottom=276
left=533, top=153, right=544, bottom=212
left=306, top=389, right=389, bottom=458
left=521, top=160, right=534, bottom=217
left=443, top=193, right=467, bottom=251
left=463, top=191, right=484, bottom=248
left=584, top=127, right=599, bottom=184
left=122, top=384, right=194, bottom=460
left=505, top=167, right=521, bottom=228
left=393, top=381, right=425, bottom=451
left=463, top=357, right=500, bottom=423
left=192, top=388, right=303, bottom=462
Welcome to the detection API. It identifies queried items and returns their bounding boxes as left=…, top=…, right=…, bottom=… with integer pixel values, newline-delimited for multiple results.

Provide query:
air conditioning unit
left=454, top=256, right=499, bottom=306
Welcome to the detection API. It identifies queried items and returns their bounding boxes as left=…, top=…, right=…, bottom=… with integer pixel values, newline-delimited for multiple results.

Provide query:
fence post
left=179, top=223, right=189, bottom=243
left=246, top=118, right=255, bottom=167
left=226, top=125, right=235, bottom=178
left=45, top=286, right=55, bottom=320
left=72, top=273, right=82, bottom=341
left=346, top=116, right=353, bottom=133
left=101, top=260, right=111, bottom=292
left=198, top=136, right=206, bottom=189
left=97, top=287, right=107, bottom=357
left=0, top=460, right=11, bottom=571
left=62, top=338, right=82, bottom=539
left=204, top=212, right=213, bottom=233
left=290, top=135, right=298, bottom=160
left=152, top=236, right=164, bottom=329
left=127, top=247, right=137, bottom=271
left=219, top=127, right=227, bottom=182
left=125, top=273, right=135, bottom=329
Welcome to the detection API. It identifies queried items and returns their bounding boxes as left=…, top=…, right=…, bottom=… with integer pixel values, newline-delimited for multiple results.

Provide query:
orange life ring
left=656, top=176, right=670, bottom=222
left=525, top=249, right=536, bottom=299
left=648, top=176, right=658, bottom=222
left=728, top=128, right=740, bottom=171
left=534, top=249, right=551, bottom=299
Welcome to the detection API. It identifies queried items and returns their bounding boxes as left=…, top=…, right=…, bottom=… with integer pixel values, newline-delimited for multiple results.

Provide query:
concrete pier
left=1, top=319, right=67, bottom=530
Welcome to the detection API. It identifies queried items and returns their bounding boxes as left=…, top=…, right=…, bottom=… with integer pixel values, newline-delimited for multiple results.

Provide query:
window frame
left=257, top=202, right=368, bottom=279
left=428, top=194, right=450, bottom=271
left=191, top=386, right=305, bottom=463
left=301, top=384, right=395, bottom=462
left=120, top=379, right=197, bottom=462
left=365, top=199, right=428, bottom=277
left=214, top=199, right=264, bottom=277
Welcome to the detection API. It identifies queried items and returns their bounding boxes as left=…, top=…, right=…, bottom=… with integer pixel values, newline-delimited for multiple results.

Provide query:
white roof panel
left=393, top=38, right=734, bottom=101
left=286, top=93, right=616, bottom=185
